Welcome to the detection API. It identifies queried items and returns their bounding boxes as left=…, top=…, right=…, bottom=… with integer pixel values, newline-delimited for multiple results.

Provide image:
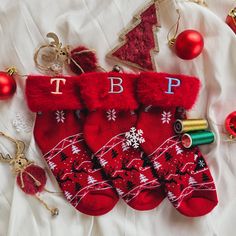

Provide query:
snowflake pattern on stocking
left=55, top=110, right=66, bottom=123
left=161, top=111, right=172, bottom=124
left=12, top=113, right=33, bottom=133
left=124, top=127, right=145, bottom=149
left=198, top=159, right=206, bottom=168
left=106, top=109, right=117, bottom=121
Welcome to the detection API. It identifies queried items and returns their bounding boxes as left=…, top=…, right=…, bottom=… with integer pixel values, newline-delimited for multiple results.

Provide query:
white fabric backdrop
left=0, top=0, right=236, bottom=235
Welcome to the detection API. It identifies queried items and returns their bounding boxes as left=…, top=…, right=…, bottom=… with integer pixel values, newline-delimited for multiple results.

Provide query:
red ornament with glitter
left=225, top=111, right=236, bottom=137
left=226, top=8, right=236, bottom=34
left=0, top=68, right=17, bottom=99
left=174, top=30, right=204, bottom=60
left=0, top=132, right=58, bottom=216
left=16, top=164, right=47, bottom=195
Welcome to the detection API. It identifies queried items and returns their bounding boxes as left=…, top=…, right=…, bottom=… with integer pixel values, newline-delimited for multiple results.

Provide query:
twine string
left=167, top=9, right=181, bottom=46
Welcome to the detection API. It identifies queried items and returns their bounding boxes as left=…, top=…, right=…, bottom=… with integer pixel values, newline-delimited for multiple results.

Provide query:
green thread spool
left=182, top=131, right=215, bottom=148
left=174, top=119, right=208, bottom=133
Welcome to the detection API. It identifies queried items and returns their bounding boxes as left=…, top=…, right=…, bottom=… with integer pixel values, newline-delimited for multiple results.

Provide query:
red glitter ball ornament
left=174, top=29, right=204, bottom=60
left=226, top=8, right=236, bottom=34
left=0, top=71, right=16, bottom=99
left=16, top=164, right=47, bottom=195
left=225, top=111, right=236, bottom=137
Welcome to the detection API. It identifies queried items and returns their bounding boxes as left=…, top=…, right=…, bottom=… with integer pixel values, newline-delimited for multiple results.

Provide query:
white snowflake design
left=55, top=110, right=66, bottom=123
left=198, top=159, right=206, bottom=167
left=124, top=127, right=145, bottom=149
left=106, top=109, right=117, bottom=121
left=161, top=111, right=172, bottom=124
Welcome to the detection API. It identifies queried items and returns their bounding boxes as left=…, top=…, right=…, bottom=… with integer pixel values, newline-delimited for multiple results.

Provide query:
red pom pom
left=69, top=46, right=98, bottom=75
left=16, top=164, right=47, bottom=195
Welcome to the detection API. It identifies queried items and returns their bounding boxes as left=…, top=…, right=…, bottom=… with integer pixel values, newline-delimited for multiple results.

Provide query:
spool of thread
left=181, top=131, right=215, bottom=148
left=174, top=119, right=208, bottom=134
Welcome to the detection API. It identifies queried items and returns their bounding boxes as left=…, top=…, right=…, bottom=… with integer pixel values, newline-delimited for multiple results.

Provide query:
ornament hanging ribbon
left=0, top=131, right=59, bottom=216
left=167, top=8, right=204, bottom=60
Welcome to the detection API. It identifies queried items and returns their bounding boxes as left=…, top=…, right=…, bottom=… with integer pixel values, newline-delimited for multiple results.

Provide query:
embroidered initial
left=50, top=78, right=66, bottom=95
left=108, top=77, right=124, bottom=94
left=165, top=77, right=181, bottom=94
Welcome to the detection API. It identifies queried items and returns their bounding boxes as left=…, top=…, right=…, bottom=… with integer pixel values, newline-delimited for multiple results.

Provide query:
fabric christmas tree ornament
left=26, top=75, right=119, bottom=216
left=79, top=72, right=165, bottom=211
left=137, top=72, right=218, bottom=217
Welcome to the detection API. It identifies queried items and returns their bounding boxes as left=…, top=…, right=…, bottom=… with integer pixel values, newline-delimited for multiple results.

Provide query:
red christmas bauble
left=175, top=30, right=204, bottom=60
left=0, top=71, right=16, bottom=99
left=16, top=164, right=47, bottom=195
left=226, top=8, right=236, bottom=34
left=225, top=111, right=236, bottom=137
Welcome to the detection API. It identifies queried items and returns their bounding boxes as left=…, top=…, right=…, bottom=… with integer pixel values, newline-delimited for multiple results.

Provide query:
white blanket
left=0, top=0, right=236, bottom=235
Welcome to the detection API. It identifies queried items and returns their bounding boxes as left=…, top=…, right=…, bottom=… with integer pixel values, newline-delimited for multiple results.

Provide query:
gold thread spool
left=174, top=119, right=208, bottom=134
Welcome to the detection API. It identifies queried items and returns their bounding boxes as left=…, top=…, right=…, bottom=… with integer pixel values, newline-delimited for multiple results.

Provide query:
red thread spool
left=225, top=111, right=236, bottom=137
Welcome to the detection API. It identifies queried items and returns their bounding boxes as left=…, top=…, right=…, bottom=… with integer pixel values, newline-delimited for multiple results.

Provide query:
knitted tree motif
left=91, top=156, right=101, bottom=170
left=165, top=152, right=173, bottom=161
left=127, top=181, right=135, bottom=190
left=65, top=191, right=73, bottom=201
left=153, top=161, right=161, bottom=170
left=189, top=177, right=197, bottom=186
left=202, top=173, right=210, bottom=182
left=88, top=176, right=97, bottom=184
left=141, top=152, right=152, bottom=167
left=75, top=182, right=82, bottom=191
left=140, top=173, right=148, bottom=183
left=167, top=191, right=177, bottom=202
left=60, top=152, right=68, bottom=162
left=111, top=149, right=118, bottom=159
left=107, top=1, right=161, bottom=70
left=72, top=145, right=80, bottom=154
left=48, top=161, right=56, bottom=170
left=116, top=188, right=125, bottom=196
left=100, top=158, right=108, bottom=167
left=175, top=145, right=183, bottom=155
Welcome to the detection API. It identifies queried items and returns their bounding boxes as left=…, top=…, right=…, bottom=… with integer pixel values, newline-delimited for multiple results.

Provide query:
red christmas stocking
left=26, top=75, right=119, bottom=216
left=137, top=72, right=218, bottom=217
left=79, top=72, right=165, bottom=211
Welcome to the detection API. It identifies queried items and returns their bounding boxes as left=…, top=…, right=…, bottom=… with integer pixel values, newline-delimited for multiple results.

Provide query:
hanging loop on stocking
left=0, top=131, right=59, bottom=216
